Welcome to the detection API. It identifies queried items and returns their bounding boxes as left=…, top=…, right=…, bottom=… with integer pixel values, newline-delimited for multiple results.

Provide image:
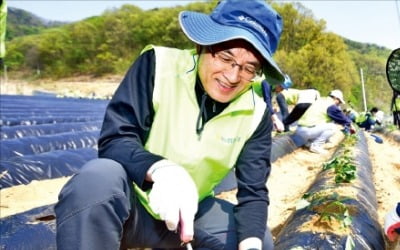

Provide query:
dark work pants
left=55, top=158, right=274, bottom=250
left=394, top=111, right=400, bottom=129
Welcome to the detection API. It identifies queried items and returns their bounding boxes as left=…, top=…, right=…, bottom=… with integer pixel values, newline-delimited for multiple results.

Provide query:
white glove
left=148, top=159, right=198, bottom=243
left=384, top=203, right=400, bottom=242
left=271, top=113, right=284, bottom=132
left=238, top=237, right=262, bottom=250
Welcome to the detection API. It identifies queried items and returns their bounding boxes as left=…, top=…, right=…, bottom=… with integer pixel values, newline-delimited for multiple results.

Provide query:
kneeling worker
left=293, top=89, right=354, bottom=154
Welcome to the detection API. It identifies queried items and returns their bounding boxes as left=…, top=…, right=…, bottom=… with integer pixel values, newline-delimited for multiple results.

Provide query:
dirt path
left=367, top=132, right=400, bottom=249
left=265, top=131, right=400, bottom=248
left=1, top=76, right=120, bottom=98
left=0, top=177, right=70, bottom=218
left=266, top=132, right=344, bottom=237
left=217, top=130, right=400, bottom=247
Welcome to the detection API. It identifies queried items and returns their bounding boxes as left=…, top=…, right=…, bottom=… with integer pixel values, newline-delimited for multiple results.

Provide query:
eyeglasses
left=208, top=46, right=263, bottom=82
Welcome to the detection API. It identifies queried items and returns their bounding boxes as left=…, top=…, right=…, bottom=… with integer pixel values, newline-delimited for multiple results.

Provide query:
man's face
left=197, top=40, right=262, bottom=103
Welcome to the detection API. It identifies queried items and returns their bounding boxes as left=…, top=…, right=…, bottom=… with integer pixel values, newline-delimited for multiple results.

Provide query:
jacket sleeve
left=327, top=105, right=351, bottom=127
left=234, top=108, right=272, bottom=242
left=261, top=80, right=275, bottom=115
left=98, top=50, right=164, bottom=188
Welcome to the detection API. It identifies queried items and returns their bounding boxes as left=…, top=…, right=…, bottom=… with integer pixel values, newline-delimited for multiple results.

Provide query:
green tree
left=274, top=2, right=326, bottom=53
left=3, top=0, right=391, bottom=107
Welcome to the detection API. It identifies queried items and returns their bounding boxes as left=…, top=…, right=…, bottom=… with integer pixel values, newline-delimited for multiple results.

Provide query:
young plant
left=301, top=192, right=353, bottom=229
left=341, top=134, right=358, bottom=147
left=323, top=151, right=357, bottom=183
left=317, top=200, right=352, bottom=228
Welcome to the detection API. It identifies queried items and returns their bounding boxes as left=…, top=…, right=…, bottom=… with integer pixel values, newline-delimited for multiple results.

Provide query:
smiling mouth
left=218, top=80, right=237, bottom=90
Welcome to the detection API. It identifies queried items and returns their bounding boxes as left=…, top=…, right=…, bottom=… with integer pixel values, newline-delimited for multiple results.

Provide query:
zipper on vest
left=196, top=92, right=208, bottom=139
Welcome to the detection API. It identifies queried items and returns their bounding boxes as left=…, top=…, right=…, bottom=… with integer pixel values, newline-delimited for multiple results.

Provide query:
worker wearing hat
left=278, top=88, right=321, bottom=131
left=262, top=74, right=293, bottom=132
left=293, top=89, right=354, bottom=154
left=55, top=1, right=284, bottom=249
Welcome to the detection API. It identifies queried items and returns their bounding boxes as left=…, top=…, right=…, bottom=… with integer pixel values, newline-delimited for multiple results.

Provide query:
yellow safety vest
left=393, top=97, right=400, bottom=111
left=134, top=45, right=267, bottom=218
left=297, top=97, right=333, bottom=127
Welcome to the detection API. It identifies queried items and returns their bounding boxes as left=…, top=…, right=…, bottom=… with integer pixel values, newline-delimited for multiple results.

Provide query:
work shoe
left=309, top=144, right=328, bottom=154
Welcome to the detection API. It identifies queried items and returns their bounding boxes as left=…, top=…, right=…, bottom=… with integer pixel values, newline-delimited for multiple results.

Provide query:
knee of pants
left=55, top=158, right=132, bottom=223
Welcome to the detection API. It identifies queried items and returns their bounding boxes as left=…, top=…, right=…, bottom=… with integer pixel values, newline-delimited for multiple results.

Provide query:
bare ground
left=0, top=76, right=121, bottom=98
left=265, top=131, right=400, bottom=249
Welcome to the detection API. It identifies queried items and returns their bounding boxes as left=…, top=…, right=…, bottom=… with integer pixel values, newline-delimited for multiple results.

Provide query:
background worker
left=55, top=0, right=284, bottom=249
left=293, top=89, right=354, bottom=154
left=278, top=88, right=321, bottom=131
left=344, top=106, right=359, bottom=122
left=261, top=74, right=292, bottom=132
left=356, top=107, right=381, bottom=131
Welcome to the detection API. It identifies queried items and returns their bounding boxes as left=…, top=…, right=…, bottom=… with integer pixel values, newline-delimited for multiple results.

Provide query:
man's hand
left=342, top=124, right=356, bottom=135
left=271, top=113, right=284, bottom=132
left=384, top=203, right=400, bottom=242
left=148, top=159, right=198, bottom=243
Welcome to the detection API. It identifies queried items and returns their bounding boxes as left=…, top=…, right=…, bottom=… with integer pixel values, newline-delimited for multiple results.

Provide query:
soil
left=266, top=131, right=400, bottom=249
left=0, top=75, right=121, bottom=98
left=0, top=78, right=399, bottom=248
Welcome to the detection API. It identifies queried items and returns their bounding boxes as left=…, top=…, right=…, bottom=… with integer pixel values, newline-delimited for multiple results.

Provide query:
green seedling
left=301, top=192, right=353, bottom=229
left=318, top=201, right=352, bottom=228
left=322, top=152, right=356, bottom=183
left=341, top=134, right=358, bottom=147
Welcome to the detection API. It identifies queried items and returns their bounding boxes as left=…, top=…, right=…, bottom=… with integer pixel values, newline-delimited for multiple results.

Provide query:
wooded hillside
left=3, top=1, right=393, bottom=112
left=6, top=7, right=65, bottom=41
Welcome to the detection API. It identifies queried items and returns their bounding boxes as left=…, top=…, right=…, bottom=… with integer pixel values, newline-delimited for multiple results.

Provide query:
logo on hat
left=237, top=15, right=267, bottom=37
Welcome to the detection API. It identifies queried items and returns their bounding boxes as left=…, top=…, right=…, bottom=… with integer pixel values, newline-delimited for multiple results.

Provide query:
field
left=1, top=78, right=399, bottom=249
left=217, top=131, right=400, bottom=249
left=1, top=76, right=121, bottom=98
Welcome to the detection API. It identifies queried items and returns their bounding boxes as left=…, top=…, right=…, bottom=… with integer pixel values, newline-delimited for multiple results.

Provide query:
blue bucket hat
left=179, top=0, right=284, bottom=84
